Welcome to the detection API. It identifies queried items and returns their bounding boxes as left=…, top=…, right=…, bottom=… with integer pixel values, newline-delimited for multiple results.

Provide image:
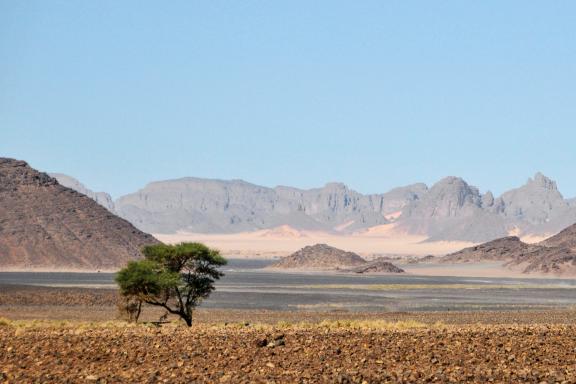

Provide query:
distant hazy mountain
left=395, top=177, right=508, bottom=242
left=395, top=173, right=576, bottom=242
left=0, top=159, right=158, bottom=270
left=56, top=171, right=576, bottom=243
left=113, top=178, right=427, bottom=234
left=499, top=172, right=576, bottom=235
left=50, top=173, right=115, bottom=212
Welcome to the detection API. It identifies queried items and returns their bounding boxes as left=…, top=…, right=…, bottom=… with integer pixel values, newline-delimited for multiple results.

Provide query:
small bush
left=0, top=317, right=12, bottom=327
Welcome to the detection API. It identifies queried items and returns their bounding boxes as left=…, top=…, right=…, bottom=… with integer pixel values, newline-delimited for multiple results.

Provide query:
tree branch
left=145, top=300, right=180, bottom=315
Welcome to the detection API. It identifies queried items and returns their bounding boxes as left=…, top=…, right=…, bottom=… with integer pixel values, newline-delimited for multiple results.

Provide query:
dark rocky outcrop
left=441, top=237, right=532, bottom=263
left=540, top=222, right=576, bottom=250
left=269, top=244, right=405, bottom=273
left=0, top=158, right=159, bottom=270
left=442, top=225, right=576, bottom=275
left=268, top=244, right=366, bottom=269
left=343, top=260, right=405, bottom=274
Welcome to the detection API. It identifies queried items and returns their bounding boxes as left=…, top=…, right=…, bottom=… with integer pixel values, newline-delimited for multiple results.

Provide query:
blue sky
left=1, top=1, right=575, bottom=198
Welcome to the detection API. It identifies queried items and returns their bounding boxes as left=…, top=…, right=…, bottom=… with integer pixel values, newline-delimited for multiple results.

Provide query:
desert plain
left=2, top=267, right=576, bottom=384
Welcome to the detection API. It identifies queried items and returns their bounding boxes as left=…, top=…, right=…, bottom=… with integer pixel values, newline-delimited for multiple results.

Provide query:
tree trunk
left=183, top=315, right=192, bottom=327
left=135, top=301, right=142, bottom=323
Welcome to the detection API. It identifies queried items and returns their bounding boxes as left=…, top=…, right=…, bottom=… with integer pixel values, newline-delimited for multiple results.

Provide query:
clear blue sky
left=1, top=1, right=575, bottom=198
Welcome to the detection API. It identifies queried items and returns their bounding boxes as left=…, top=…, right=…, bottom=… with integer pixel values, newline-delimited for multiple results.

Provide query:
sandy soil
left=154, top=226, right=474, bottom=259
left=508, top=227, right=552, bottom=244
left=155, top=225, right=553, bottom=260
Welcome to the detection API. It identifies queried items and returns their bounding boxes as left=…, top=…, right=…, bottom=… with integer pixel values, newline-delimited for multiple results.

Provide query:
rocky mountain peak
left=405, top=176, right=482, bottom=218
left=499, top=172, right=568, bottom=227
left=323, top=182, right=348, bottom=191
left=429, top=176, right=480, bottom=197
left=530, top=172, right=558, bottom=191
left=482, top=191, right=495, bottom=207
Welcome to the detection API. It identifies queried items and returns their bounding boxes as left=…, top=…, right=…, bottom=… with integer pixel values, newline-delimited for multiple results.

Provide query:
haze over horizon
left=2, top=1, right=575, bottom=198
left=46, top=171, right=576, bottom=202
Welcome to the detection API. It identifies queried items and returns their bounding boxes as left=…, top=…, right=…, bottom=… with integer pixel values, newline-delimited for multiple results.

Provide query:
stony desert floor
left=2, top=285, right=576, bottom=383
left=2, top=321, right=576, bottom=383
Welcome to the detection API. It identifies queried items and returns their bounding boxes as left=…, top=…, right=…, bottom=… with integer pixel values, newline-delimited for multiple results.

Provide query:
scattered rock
left=255, top=337, right=268, bottom=348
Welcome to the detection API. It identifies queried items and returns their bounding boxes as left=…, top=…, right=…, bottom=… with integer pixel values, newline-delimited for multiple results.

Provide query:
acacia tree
left=116, top=242, right=227, bottom=326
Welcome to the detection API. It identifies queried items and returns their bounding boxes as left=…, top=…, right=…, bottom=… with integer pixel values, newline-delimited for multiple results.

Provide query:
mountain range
left=50, top=172, right=576, bottom=243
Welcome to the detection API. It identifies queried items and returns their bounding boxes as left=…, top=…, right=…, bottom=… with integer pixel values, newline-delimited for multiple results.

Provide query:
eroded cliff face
left=113, top=178, right=427, bottom=234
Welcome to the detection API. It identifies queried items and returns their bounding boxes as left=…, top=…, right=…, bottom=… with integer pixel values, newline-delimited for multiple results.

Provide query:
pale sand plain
left=154, top=224, right=475, bottom=259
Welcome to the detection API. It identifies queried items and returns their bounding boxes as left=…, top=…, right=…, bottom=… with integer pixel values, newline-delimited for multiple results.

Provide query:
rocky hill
left=540, top=222, right=576, bottom=250
left=442, top=224, right=576, bottom=275
left=268, top=244, right=367, bottom=269
left=0, top=158, right=159, bottom=270
left=441, top=237, right=532, bottom=263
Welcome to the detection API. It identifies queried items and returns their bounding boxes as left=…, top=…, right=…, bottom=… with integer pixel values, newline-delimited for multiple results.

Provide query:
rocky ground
left=1, top=322, right=576, bottom=383
left=2, top=284, right=576, bottom=383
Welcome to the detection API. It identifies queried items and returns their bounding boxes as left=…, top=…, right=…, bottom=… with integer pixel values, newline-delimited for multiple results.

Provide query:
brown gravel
left=2, top=324, right=576, bottom=383
left=2, top=284, right=576, bottom=383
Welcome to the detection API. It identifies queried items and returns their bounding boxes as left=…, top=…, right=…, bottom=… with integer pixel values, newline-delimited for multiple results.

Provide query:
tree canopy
left=116, top=242, right=227, bottom=326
